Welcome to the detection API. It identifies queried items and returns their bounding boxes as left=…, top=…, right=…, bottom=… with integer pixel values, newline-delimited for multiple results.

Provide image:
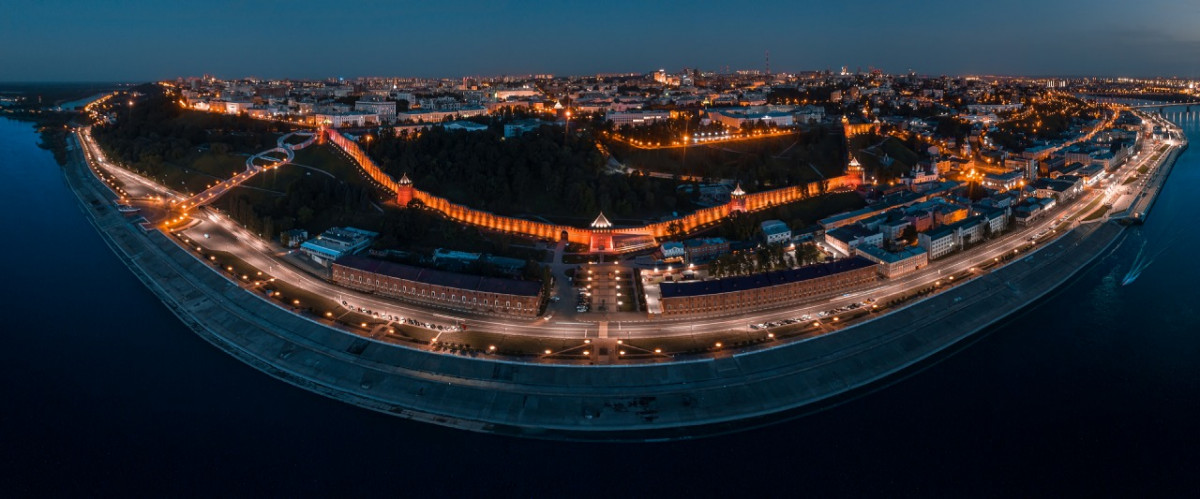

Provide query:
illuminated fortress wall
left=326, top=129, right=861, bottom=252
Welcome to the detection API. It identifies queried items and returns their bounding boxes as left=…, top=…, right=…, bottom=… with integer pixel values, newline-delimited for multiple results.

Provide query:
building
left=708, top=107, right=794, bottom=128
left=223, top=100, right=255, bottom=115
left=952, top=215, right=987, bottom=247
left=760, top=220, right=792, bottom=245
left=314, top=112, right=380, bottom=128
left=904, top=209, right=934, bottom=232
left=792, top=105, right=826, bottom=124
left=332, top=255, right=543, bottom=318
left=983, top=208, right=1009, bottom=234
left=660, top=241, right=686, bottom=260
left=355, top=99, right=397, bottom=121
left=657, top=257, right=878, bottom=316
left=503, top=119, right=544, bottom=138
left=982, top=170, right=1025, bottom=191
left=879, top=217, right=911, bottom=242
left=918, top=226, right=956, bottom=260
left=299, top=227, right=378, bottom=265
left=606, top=110, right=671, bottom=127
left=932, top=203, right=969, bottom=226
left=397, top=105, right=488, bottom=123
left=280, top=228, right=308, bottom=248
left=494, top=88, right=542, bottom=100
left=855, top=244, right=928, bottom=278
left=683, top=237, right=731, bottom=262
left=443, top=120, right=489, bottom=132
left=1013, top=197, right=1050, bottom=225
left=824, top=225, right=883, bottom=256
left=1034, top=177, right=1083, bottom=203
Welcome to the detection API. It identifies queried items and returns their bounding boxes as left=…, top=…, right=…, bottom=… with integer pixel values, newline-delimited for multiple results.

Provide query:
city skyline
left=3, top=0, right=1200, bottom=82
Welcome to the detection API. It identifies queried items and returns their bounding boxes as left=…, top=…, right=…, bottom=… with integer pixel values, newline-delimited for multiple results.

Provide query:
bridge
left=1078, top=93, right=1200, bottom=109
left=1126, top=101, right=1200, bottom=109
left=174, top=130, right=316, bottom=212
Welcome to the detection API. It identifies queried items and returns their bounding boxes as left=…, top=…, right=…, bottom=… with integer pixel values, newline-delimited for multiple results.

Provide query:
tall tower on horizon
left=765, top=49, right=771, bottom=76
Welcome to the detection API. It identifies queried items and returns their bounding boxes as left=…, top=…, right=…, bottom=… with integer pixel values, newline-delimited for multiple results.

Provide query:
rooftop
left=856, top=244, right=927, bottom=263
left=335, top=254, right=542, bottom=297
left=660, top=257, right=875, bottom=299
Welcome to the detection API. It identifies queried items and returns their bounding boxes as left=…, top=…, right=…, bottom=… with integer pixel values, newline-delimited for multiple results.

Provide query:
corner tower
left=397, top=172, right=413, bottom=206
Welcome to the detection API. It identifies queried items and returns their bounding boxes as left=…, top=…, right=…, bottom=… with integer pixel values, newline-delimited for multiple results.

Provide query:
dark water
left=2, top=113, right=1199, bottom=497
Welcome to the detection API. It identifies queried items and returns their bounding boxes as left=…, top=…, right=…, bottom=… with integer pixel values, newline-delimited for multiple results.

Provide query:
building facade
left=300, top=227, right=378, bottom=265
left=332, top=255, right=543, bottom=318
left=918, top=226, right=956, bottom=260
left=855, top=244, right=929, bottom=278
left=658, top=257, right=878, bottom=316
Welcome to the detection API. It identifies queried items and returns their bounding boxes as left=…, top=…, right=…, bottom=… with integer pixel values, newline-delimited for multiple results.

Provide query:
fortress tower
left=397, top=172, right=414, bottom=206
left=729, top=183, right=747, bottom=212
left=847, top=155, right=866, bottom=184
left=589, top=212, right=613, bottom=252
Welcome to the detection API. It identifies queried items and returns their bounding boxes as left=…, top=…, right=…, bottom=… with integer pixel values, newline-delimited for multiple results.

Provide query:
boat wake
left=1121, top=237, right=1173, bottom=286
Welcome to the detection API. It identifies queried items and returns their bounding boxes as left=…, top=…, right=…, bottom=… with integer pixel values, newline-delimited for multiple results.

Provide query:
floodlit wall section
left=325, top=128, right=861, bottom=250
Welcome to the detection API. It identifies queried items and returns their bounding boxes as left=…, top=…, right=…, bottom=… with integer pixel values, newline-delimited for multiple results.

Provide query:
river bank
left=61, top=121, right=1169, bottom=440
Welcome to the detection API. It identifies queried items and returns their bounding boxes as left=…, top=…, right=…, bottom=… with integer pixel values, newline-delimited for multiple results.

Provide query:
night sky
left=2, top=0, right=1198, bottom=81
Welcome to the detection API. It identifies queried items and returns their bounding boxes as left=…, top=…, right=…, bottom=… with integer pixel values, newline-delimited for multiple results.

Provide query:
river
left=2, top=111, right=1198, bottom=496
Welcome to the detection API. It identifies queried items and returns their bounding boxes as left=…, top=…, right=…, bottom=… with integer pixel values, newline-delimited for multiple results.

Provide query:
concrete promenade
left=1130, top=140, right=1188, bottom=221
left=63, top=129, right=1141, bottom=440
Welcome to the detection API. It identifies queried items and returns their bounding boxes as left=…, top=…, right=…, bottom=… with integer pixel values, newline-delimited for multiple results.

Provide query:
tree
left=297, top=206, right=315, bottom=225
left=666, top=221, right=683, bottom=240
left=899, top=225, right=918, bottom=245
left=797, top=243, right=821, bottom=265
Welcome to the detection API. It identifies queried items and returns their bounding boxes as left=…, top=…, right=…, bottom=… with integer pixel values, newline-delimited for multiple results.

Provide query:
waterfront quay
left=63, top=125, right=1156, bottom=440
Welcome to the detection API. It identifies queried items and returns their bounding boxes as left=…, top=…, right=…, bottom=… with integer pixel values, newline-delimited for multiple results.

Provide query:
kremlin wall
left=326, top=128, right=861, bottom=253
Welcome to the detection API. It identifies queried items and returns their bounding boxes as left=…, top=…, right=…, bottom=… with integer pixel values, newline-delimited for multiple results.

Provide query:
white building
left=397, top=105, right=488, bottom=123
left=760, top=220, right=792, bottom=245
left=314, top=113, right=380, bottom=128
left=708, top=108, right=794, bottom=128
left=855, top=244, right=929, bottom=278
left=824, top=225, right=883, bottom=256
left=918, top=226, right=956, bottom=260
left=661, top=241, right=686, bottom=260
left=300, top=227, right=379, bottom=266
left=355, top=100, right=397, bottom=121
left=495, top=88, right=542, bottom=100
left=607, top=110, right=671, bottom=127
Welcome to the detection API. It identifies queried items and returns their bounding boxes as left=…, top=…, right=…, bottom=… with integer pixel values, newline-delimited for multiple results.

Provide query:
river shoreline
left=60, top=125, right=1183, bottom=440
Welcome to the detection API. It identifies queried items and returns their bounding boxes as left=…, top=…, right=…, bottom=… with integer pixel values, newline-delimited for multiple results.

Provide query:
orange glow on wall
left=326, top=129, right=861, bottom=252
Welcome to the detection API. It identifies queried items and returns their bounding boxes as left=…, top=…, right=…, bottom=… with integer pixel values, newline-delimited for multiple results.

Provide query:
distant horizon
left=4, top=0, right=1199, bottom=82
left=2, top=69, right=1199, bottom=86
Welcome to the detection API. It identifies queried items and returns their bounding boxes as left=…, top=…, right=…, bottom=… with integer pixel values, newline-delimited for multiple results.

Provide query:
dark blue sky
left=3, top=0, right=1198, bottom=81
